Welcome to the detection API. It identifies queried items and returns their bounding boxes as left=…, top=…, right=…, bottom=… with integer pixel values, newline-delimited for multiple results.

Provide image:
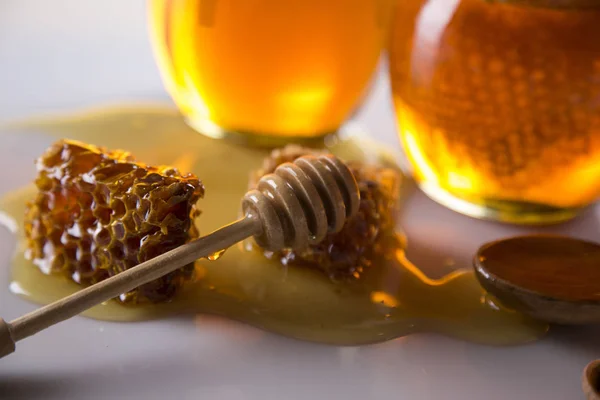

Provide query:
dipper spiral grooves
left=243, top=155, right=360, bottom=251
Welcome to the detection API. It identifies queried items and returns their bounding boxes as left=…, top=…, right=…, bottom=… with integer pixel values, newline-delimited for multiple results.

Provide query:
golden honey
left=389, top=0, right=600, bottom=224
left=148, top=0, right=392, bottom=143
left=24, top=139, right=204, bottom=303
left=0, top=106, right=547, bottom=345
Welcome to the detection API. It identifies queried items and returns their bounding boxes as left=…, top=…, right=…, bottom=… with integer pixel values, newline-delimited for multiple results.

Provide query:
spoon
left=473, top=234, right=600, bottom=325
left=474, top=234, right=600, bottom=399
left=0, top=154, right=359, bottom=358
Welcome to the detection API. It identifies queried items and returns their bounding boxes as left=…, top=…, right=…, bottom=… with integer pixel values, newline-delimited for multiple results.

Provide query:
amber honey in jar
left=389, top=0, right=600, bottom=224
left=148, top=0, right=393, bottom=145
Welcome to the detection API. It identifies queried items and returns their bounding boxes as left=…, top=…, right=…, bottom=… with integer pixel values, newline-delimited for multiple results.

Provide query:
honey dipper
left=0, top=154, right=359, bottom=358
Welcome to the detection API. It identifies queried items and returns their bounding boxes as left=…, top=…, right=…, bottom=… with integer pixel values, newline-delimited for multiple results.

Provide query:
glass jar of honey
left=149, top=0, right=393, bottom=146
left=389, top=0, right=600, bottom=224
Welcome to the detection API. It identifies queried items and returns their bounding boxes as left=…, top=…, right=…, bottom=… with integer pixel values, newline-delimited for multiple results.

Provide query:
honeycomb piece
left=249, top=145, right=401, bottom=280
left=24, top=139, right=204, bottom=304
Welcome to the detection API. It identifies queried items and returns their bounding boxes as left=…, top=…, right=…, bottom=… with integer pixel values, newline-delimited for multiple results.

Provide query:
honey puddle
left=0, top=105, right=547, bottom=345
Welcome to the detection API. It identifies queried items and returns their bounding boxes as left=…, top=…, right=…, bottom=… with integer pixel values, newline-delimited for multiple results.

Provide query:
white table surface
left=0, top=1, right=598, bottom=399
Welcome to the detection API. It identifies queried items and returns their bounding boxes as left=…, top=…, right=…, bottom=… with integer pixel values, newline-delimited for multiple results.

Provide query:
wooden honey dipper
left=0, top=154, right=360, bottom=358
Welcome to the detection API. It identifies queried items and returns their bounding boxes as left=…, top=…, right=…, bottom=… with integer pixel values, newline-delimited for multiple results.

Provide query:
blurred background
left=0, top=0, right=398, bottom=145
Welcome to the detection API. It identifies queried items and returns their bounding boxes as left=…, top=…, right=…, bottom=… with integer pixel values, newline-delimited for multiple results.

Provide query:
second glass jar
left=389, top=0, right=600, bottom=224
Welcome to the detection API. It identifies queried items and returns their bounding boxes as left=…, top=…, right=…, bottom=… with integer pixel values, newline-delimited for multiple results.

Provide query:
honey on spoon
left=474, top=235, right=600, bottom=325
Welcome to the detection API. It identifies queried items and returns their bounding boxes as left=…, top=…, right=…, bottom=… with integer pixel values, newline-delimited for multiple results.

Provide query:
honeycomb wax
left=24, top=139, right=205, bottom=303
left=249, top=145, right=402, bottom=279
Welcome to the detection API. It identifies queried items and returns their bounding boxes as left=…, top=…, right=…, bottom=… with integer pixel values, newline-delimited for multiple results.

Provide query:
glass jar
left=149, top=0, right=393, bottom=146
left=389, top=0, right=600, bottom=224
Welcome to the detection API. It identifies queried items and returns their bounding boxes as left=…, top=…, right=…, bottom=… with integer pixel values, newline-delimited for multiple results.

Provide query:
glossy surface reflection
left=0, top=106, right=547, bottom=345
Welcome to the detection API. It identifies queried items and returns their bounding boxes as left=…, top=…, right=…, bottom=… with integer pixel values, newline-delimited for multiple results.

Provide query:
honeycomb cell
left=249, top=145, right=401, bottom=280
left=24, top=139, right=205, bottom=304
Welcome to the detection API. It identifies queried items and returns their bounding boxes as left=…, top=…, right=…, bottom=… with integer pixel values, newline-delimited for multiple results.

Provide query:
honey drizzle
left=0, top=106, right=547, bottom=345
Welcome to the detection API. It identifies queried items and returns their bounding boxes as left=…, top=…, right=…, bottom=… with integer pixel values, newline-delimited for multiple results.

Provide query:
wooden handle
left=0, top=153, right=360, bottom=358
left=0, top=216, right=259, bottom=357
left=0, top=318, right=15, bottom=358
